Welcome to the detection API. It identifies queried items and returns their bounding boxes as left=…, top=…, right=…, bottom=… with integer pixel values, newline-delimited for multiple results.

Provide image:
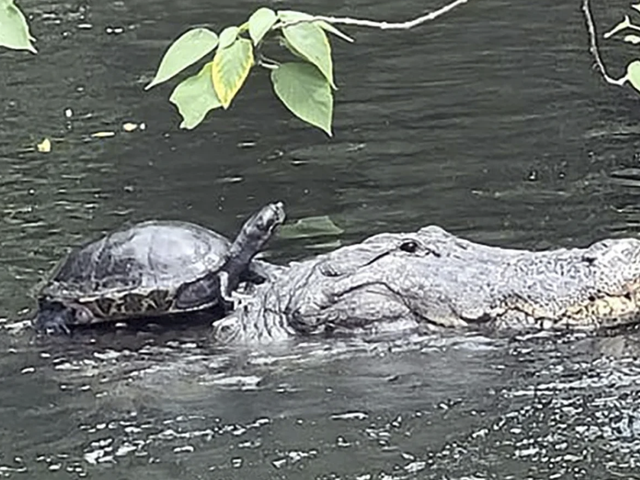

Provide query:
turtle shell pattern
left=40, top=221, right=233, bottom=324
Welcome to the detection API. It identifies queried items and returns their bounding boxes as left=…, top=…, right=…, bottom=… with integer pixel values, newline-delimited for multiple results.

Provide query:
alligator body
left=212, top=225, right=640, bottom=343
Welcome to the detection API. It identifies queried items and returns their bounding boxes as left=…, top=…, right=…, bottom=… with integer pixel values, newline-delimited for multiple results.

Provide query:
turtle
left=33, top=201, right=286, bottom=334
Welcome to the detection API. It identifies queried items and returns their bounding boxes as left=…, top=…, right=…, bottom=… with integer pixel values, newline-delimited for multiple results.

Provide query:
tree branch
left=582, top=0, right=626, bottom=86
left=279, top=0, right=471, bottom=31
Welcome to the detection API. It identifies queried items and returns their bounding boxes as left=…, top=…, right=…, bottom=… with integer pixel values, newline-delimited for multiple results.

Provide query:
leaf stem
left=257, top=55, right=280, bottom=70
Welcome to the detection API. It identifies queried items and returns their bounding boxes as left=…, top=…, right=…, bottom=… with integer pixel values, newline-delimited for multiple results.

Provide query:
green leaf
left=278, top=10, right=354, bottom=43
left=219, top=26, right=239, bottom=49
left=271, top=62, right=333, bottom=136
left=280, top=14, right=334, bottom=88
left=626, top=61, right=640, bottom=93
left=0, top=0, right=36, bottom=53
left=211, top=38, right=254, bottom=109
left=249, top=7, right=277, bottom=46
left=169, top=62, right=222, bottom=129
left=278, top=215, right=343, bottom=239
left=145, top=28, right=218, bottom=90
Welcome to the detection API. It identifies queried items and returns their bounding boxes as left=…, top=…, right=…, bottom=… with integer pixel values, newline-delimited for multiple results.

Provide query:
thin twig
left=604, top=15, right=640, bottom=39
left=278, top=0, right=471, bottom=31
left=582, top=0, right=626, bottom=86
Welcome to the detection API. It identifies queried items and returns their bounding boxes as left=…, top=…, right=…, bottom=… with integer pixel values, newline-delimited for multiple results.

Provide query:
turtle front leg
left=219, top=271, right=232, bottom=304
left=219, top=271, right=253, bottom=312
left=34, top=302, right=97, bottom=335
left=44, top=317, right=71, bottom=335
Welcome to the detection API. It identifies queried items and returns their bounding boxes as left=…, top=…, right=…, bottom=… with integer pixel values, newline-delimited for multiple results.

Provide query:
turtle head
left=228, top=201, right=286, bottom=261
left=242, top=201, right=285, bottom=246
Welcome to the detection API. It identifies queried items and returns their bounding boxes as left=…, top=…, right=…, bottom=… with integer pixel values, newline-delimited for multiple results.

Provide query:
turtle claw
left=34, top=315, right=71, bottom=336
left=230, top=291, right=254, bottom=305
left=33, top=303, right=73, bottom=335
left=46, top=319, right=71, bottom=336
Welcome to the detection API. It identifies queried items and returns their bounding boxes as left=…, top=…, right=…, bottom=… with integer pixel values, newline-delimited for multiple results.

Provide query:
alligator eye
left=399, top=240, right=418, bottom=253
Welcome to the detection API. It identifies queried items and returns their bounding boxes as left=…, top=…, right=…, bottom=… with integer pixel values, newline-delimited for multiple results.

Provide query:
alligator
left=212, top=225, right=640, bottom=343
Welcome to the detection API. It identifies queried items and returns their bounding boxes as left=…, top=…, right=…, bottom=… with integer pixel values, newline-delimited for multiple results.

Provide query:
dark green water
left=3, top=0, right=640, bottom=478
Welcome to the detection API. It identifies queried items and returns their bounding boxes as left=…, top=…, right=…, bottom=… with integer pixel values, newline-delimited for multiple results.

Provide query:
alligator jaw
left=561, top=281, right=640, bottom=329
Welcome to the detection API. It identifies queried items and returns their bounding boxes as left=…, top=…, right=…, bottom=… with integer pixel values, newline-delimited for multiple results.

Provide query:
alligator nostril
left=400, top=240, right=418, bottom=253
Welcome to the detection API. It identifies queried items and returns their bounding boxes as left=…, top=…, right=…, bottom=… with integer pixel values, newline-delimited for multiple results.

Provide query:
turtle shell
left=39, top=220, right=237, bottom=324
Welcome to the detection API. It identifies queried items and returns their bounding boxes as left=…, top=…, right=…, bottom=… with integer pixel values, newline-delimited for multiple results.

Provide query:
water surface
left=2, top=0, right=640, bottom=478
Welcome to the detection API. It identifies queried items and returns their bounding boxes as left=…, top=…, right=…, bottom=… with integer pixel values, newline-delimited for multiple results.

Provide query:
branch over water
left=582, top=0, right=626, bottom=86
left=279, top=0, right=472, bottom=30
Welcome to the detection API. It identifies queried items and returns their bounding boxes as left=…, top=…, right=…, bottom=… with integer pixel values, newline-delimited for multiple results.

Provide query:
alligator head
left=212, top=226, right=640, bottom=343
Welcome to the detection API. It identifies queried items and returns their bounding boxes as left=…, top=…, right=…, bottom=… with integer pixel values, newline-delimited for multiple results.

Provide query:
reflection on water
left=3, top=0, right=640, bottom=477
